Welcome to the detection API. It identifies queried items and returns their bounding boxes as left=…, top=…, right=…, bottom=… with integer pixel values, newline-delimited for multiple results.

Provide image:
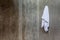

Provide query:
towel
left=41, top=5, right=49, bottom=32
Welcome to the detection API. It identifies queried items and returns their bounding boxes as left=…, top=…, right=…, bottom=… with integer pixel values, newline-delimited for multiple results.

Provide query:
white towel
left=41, top=5, right=49, bottom=32
left=42, top=5, right=49, bottom=22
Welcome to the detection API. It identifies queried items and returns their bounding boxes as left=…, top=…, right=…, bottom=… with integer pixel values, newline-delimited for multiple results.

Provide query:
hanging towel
left=42, top=5, right=49, bottom=23
left=41, top=5, right=49, bottom=32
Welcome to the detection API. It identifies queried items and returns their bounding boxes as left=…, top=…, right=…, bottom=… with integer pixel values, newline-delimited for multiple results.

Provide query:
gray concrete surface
left=22, top=0, right=60, bottom=40
left=39, top=0, right=60, bottom=40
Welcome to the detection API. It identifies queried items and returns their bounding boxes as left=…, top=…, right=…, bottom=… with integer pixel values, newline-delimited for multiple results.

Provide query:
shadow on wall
left=0, top=0, right=18, bottom=40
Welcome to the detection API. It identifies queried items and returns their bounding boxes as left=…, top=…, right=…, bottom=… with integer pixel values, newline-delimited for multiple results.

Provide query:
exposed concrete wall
left=18, top=0, right=22, bottom=40
left=39, top=0, right=60, bottom=40
left=22, top=0, right=49, bottom=40
left=22, top=0, right=60, bottom=40
left=1, top=0, right=60, bottom=40
left=0, top=0, right=19, bottom=40
left=23, top=0, right=40, bottom=40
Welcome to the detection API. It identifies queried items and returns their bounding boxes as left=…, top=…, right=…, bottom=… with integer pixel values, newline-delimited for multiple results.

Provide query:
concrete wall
left=0, top=0, right=19, bottom=40
left=23, top=0, right=60, bottom=40
left=0, top=0, right=60, bottom=40
left=23, top=0, right=40, bottom=40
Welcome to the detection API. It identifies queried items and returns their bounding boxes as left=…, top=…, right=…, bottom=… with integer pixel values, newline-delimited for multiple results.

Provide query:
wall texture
left=1, top=0, right=60, bottom=40
left=23, top=0, right=40, bottom=40
left=0, top=0, right=19, bottom=40
left=23, top=0, right=60, bottom=40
